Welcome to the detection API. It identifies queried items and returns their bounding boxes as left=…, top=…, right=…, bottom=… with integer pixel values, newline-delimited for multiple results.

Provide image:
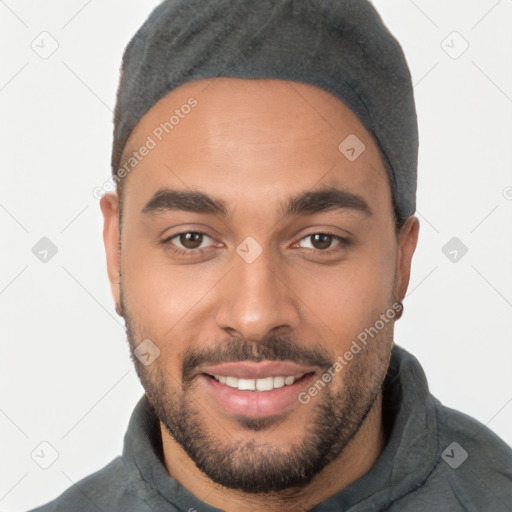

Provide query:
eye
left=162, top=231, right=216, bottom=253
left=296, top=233, right=347, bottom=252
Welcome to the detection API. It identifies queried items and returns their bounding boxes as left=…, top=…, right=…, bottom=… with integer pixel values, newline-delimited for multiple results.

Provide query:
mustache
left=182, top=335, right=333, bottom=383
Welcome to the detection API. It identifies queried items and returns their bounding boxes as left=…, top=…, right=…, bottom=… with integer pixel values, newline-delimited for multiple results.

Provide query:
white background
left=1, top=1, right=511, bottom=510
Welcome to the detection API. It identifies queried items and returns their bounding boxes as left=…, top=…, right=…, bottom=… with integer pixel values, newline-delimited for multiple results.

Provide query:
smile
left=197, top=361, right=319, bottom=416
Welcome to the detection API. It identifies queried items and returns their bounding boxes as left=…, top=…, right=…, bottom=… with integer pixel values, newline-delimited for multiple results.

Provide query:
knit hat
left=112, top=0, right=418, bottom=219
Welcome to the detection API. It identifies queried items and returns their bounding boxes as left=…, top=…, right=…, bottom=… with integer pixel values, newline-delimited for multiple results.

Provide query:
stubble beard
left=120, top=291, right=393, bottom=493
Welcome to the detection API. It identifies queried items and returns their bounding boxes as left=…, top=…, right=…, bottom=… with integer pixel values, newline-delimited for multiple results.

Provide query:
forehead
left=118, top=78, right=392, bottom=218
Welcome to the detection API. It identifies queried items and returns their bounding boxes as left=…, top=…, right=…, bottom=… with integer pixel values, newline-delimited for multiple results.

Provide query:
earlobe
left=395, top=215, right=420, bottom=303
left=99, top=193, right=122, bottom=314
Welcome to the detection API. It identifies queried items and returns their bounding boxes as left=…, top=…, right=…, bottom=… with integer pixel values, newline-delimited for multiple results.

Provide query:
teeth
left=225, top=376, right=238, bottom=388
left=237, top=378, right=256, bottom=391
left=256, top=376, right=274, bottom=391
left=273, top=376, right=285, bottom=388
left=213, top=374, right=299, bottom=391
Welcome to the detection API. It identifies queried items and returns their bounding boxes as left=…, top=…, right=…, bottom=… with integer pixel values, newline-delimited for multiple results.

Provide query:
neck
left=160, top=392, right=386, bottom=512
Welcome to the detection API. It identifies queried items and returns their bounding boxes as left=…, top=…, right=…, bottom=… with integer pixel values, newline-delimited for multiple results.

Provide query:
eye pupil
left=180, top=232, right=202, bottom=249
left=311, top=233, right=332, bottom=250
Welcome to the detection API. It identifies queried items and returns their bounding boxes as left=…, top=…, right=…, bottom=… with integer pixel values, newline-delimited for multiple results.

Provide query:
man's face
left=101, top=78, right=417, bottom=493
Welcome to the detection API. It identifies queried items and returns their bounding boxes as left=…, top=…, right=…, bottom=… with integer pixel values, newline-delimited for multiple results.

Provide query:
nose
left=215, top=245, right=301, bottom=342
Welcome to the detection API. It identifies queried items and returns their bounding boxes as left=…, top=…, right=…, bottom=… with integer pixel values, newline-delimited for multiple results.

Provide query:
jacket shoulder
left=431, top=401, right=512, bottom=510
left=436, top=401, right=512, bottom=468
left=26, top=457, right=154, bottom=512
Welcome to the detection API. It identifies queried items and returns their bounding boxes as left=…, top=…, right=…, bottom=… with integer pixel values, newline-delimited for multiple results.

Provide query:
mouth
left=197, top=361, right=318, bottom=418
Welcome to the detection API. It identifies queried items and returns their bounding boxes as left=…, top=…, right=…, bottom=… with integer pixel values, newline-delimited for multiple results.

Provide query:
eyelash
left=160, top=231, right=349, bottom=257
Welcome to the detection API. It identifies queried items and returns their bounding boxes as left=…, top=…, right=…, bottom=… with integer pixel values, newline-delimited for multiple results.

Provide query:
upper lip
left=200, top=361, right=316, bottom=379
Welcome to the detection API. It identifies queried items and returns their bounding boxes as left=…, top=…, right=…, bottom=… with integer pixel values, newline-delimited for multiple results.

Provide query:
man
left=29, top=1, right=512, bottom=511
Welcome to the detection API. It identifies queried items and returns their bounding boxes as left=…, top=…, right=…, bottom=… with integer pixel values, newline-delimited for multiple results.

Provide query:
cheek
left=121, top=241, right=217, bottom=339
left=293, top=243, right=396, bottom=347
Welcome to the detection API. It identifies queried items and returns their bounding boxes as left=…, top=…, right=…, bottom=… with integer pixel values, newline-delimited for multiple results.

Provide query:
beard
left=119, top=289, right=394, bottom=494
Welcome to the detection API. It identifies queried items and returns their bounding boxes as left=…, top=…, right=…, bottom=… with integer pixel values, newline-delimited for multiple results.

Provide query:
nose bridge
left=215, top=241, right=299, bottom=341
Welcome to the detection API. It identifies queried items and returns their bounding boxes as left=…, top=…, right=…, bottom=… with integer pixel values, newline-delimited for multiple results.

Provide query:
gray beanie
left=112, top=0, right=418, bottom=219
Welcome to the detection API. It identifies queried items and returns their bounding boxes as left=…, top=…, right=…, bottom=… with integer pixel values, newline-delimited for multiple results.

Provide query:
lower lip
left=199, top=373, right=316, bottom=418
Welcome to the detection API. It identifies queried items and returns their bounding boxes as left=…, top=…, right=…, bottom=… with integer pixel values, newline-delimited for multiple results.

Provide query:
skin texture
left=100, top=78, right=419, bottom=512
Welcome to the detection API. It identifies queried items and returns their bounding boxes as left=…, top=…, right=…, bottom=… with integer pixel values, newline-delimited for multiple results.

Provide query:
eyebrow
left=141, top=186, right=372, bottom=219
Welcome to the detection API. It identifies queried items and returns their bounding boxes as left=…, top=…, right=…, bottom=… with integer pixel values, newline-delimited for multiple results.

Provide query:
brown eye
left=296, top=233, right=347, bottom=253
left=178, top=232, right=204, bottom=249
left=161, top=231, right=218, bottom=256
left=310, top=233, right=333, bottom=250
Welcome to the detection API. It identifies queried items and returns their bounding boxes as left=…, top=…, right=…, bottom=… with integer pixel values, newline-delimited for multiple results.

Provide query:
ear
left=394, top=215, right=420, bottom=302
left=100, top=193, right=122, bottom=315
